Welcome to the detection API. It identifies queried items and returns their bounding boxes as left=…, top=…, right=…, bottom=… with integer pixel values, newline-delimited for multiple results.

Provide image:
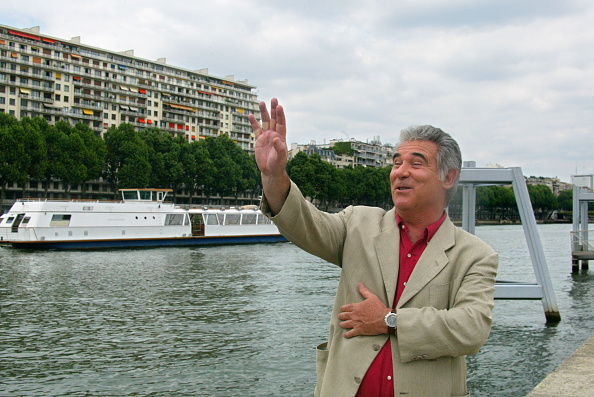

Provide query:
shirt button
left=354, top=377, right=362, bottom=384
left=407, top=253, right=411, bottom=258
left=387, top=375, right=392, bottom=381
left=372, top=344, right=381, bottom=351
left=403, top=282, right=407, bottom=286
left=401, top=225, right=405, bottom=229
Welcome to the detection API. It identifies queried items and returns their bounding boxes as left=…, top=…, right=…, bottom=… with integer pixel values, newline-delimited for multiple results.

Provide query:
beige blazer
left=264, top=181, right=498, bottom=397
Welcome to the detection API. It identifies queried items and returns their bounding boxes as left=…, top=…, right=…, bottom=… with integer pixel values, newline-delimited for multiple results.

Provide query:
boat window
left=257, top=215, right=272, bottom=225
left=242, top=214, right=257, bottom=225
left=139, top=191, right=151, bottom=200
left=21, top=217, right=30, bottom=224
left=224, top=214, right=241, bottom=225
left=216, top=213, right=225, bottom=225
left=122, top=191, right=138, bottom=200
left=203, top=214, right=219, bottom=225
left=164, top=214, right=184, bottom=226
left=5, top=216, right=14, bottom=224
left=50, top=214, right=71, bottom=226
left=184, top=214, right=190, bottom=226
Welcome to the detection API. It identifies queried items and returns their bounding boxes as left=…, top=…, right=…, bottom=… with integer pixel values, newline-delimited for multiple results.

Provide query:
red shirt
left=355, top=213, right=446, bottom=397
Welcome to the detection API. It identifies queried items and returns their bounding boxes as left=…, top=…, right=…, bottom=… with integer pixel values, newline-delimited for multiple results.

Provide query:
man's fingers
left=259, top=101, right=270, bottom=131
left=270, top=98, right=278, bottom=131
left=248, top=114, right=262, bottom=138
left=358, top=282, right=375, bottom=300
left=275, top=105, right=286, bottom=139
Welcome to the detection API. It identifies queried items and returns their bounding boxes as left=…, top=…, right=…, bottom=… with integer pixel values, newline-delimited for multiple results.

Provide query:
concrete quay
left=526, top=335, right=594, bottom=396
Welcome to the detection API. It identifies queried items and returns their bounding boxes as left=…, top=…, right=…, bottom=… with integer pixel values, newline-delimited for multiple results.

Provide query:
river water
left=1, top=223, right=593, bottom=396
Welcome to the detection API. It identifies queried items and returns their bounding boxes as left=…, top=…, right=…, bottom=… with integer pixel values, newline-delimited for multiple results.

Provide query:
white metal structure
left=458, top=166, right=561, bottom=323
left=571, top=183, right=594, bottom=271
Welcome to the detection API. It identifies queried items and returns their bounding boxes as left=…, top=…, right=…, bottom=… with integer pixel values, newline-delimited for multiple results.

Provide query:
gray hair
left=396, top=125, right=462, bottom=205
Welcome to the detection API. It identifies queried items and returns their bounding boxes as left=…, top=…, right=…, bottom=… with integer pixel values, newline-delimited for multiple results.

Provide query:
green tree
left=15, top=117, right=48, bottom=197
left=527, top=184, right=557, bottom=212
left=218, top=135, right=258, bottom=204
left=139, top=129, right=185, bottom=198
left=203, top=136, right=241, bottom=203
left=557, top=189, right=573, bottom=211
left=103, top=124, right=150, bottom=195
left=286, top=151, right=316, bottom=199
left=70, top=123, right=106, bottom=196
left=41, top=121, right=69, bottom=198
left=0, top=114, right=27, bottom=208
left=186, top=140, right=215, bottom=204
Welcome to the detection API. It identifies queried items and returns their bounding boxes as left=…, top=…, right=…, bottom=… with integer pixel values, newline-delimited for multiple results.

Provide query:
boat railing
left=16, top=198, right=118, bottom=204
left=182, top=204, right=261, bottom=211
left=14, top=198, right=176, bottom=204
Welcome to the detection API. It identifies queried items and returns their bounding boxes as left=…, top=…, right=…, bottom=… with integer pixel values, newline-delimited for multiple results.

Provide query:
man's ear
left=442, top=169, right=458, bottom=189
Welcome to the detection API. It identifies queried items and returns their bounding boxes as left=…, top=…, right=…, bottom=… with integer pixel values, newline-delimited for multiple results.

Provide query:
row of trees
left=0, top=114, right=585, bottom=216
left=0, top=114, right=259, bottom=207
left=285, top=151, right=582, bottom=216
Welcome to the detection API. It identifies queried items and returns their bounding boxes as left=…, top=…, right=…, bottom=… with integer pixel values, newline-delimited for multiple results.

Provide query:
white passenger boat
left=0, top=188, right=286, bottom=249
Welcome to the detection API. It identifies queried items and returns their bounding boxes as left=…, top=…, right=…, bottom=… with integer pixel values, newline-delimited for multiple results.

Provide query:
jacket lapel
left=374, top=208, right=400, bottom=308
left=396, top=217, right=456, bottom=308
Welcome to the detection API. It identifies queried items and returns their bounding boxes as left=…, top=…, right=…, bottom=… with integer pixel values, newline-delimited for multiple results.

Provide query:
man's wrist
left=384, top=309, right=397, bottom=335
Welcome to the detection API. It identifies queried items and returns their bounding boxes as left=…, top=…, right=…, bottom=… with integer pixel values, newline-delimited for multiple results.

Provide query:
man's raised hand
left=249, top=98, right=288, bottom=177
left=248, top=98, right=291, bottom=215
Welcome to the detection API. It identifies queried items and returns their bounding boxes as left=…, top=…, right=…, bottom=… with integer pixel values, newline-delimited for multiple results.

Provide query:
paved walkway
left=526, top=335, right=594, bottom=396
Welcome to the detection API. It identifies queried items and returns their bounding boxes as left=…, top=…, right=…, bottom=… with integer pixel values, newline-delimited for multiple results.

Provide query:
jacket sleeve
left=396, top=239, right=499, bottom=363
left=260, top=180, right=353, bottom=267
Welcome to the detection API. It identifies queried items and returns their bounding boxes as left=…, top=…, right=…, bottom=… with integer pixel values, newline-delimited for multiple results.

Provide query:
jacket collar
left=374, top=210, right=456, bottom=309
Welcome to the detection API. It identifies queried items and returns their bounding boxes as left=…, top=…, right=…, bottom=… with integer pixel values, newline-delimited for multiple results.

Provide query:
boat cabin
left=119, top=188, right=173, bottom=202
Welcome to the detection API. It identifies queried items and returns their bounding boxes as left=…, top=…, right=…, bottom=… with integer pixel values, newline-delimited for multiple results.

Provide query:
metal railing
left=571, top=230, right=594, bottom=252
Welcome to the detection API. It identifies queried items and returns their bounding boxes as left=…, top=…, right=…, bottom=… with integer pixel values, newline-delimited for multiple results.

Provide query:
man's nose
left=394, top=163, right=410, bottom=178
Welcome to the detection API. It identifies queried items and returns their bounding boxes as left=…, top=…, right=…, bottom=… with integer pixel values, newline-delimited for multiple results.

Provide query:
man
left=248, top=98, right=498, bottom=397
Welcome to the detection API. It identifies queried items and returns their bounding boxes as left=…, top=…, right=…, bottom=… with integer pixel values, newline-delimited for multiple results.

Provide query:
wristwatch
left=384, top=309, right=397, bottom=334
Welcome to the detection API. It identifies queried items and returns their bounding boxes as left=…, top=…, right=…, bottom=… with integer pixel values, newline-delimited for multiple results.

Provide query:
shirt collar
left=396, top=212, right=447, bottom=243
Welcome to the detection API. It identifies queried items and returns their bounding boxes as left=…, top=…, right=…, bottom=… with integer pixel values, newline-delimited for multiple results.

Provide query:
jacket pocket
left=430, top=282, right=451, bottom=310
left=315, top=342, right=329, bottom=396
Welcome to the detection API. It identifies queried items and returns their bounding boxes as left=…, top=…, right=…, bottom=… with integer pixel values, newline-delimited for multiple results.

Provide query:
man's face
left=389, top=140, right=455, bottom=221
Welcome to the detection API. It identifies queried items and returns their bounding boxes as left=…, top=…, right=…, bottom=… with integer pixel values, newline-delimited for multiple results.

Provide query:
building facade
left=289, top=138, right=394, bottom=169
left=0, top=25, right=259, bottom=152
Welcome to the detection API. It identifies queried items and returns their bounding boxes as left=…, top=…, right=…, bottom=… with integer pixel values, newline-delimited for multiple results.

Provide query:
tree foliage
left=0, top=116, right=582, bottom=213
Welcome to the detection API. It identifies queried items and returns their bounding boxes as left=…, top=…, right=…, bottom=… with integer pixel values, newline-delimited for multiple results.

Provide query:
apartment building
left=0, top=24, right=259, bottom=152
left=289, top=138, right=394, bottom=169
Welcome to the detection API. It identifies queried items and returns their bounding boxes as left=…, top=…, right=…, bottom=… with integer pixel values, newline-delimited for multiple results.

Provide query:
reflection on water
left=1, top=224, right=593, bottom=396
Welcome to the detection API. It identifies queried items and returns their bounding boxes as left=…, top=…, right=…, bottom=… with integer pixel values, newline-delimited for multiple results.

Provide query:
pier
left=571, top=182, right=594, bottom=272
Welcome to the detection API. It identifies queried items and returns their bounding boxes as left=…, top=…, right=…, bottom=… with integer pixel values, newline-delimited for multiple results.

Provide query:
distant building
left=290, top=138, right=394, bottom=169
left=526, top=176, right=572, bottom=196
left=0, top=24, right=259, bottom=152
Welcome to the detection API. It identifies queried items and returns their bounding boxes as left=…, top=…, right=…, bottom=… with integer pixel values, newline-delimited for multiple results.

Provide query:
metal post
left=462, top=184, right=476, bottom=235
left=510, top=167, right=560, bottom=323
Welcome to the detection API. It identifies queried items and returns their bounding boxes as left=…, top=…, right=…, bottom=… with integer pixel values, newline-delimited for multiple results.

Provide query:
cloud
left=3, top=0, right=593, bottom=181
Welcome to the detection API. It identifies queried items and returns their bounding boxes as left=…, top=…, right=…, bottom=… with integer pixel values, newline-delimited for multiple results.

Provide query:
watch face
left=386, top=313, right=397, bottom=327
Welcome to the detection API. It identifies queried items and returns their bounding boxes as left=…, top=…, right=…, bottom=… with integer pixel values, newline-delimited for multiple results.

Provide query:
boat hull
left=8, top=234, right=287, bottom=250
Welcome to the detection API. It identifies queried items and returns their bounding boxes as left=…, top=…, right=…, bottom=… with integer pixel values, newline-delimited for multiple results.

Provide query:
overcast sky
left=4, top=0, right=594, bottom=182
